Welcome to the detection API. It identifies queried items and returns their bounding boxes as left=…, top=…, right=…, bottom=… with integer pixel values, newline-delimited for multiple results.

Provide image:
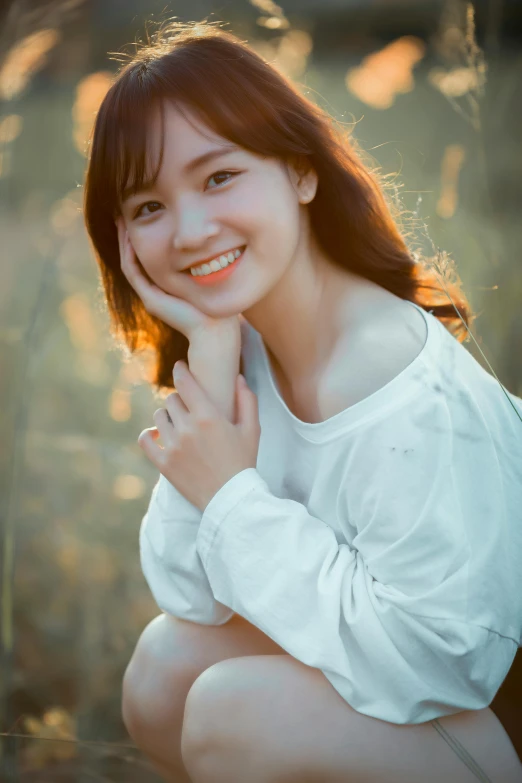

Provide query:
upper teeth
left=190, top=247, right=243, bottom=276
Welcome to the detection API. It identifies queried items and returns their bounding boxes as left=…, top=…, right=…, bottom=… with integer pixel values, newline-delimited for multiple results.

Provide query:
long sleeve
left=195, top=466, right=518, bottom=724
left=139, top=472, right=235, bottom=625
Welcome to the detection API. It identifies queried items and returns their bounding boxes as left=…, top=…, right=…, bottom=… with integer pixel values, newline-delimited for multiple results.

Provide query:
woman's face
left=118, top=101, right=317, bottom=319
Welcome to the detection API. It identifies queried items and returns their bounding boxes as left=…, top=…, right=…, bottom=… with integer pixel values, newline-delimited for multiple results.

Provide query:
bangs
left=115, top=94, right=165, bottom=209
left=94, top=77, right=167, bottom=217
left=88, top=34, right=295, bottom=223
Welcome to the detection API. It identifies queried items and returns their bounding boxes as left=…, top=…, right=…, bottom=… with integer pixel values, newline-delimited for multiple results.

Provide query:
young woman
left=83, top=20, right=522, bottom=783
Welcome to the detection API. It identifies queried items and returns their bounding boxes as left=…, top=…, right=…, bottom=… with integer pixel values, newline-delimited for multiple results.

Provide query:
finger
left=120, top=233, right=168, bottom=312
left=121, top=230, right=140, bottom=280
left=117, top=233, right=192, bottom=330
left=137, top=427, right=165, bottom=466
left=165, top=389, right=189, bottom=419
left=173, top=361, right=216, bottom=420
left=120, top=232, right=151, bottom=297
left=144, top=426, right=162, bottom=443
left=152, top=407, right=177, bottom=444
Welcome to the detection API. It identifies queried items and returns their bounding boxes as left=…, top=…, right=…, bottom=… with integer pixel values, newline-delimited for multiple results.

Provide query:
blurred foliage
left=0, top=0, right=521, bottom=780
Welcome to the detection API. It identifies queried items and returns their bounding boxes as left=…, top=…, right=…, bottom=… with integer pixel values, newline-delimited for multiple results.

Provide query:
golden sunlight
left=0, top=114, right=23, bottom=144
left=113, top=474, right=146, bottom=501
left=436, top=144, right=466, bottom=219
left=60, top=293, right=110, bottom=384
left=428, top=66, right=482, bottom=98
left=72, top=71, right=112, bottom=156
left=251, top=29, right=313, bottom=80
left=0, top=29, right=60, bottom=101
left=345, top=36, right=426, bottom=109
left=110, top=387, right=132, bottom=422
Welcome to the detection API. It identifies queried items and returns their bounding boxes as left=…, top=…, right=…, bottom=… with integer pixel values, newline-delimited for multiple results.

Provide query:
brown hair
left=83, top=19, right=475, bottom=394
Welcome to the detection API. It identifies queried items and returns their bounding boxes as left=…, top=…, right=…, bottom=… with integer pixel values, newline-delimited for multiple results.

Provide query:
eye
left=205, top=170, right=239, bottom=189
left=134, top=201, right=163, bottom=219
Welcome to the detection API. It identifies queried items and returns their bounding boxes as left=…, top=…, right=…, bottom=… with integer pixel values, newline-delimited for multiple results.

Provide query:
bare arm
left=186, top=322, right=241, bottom=423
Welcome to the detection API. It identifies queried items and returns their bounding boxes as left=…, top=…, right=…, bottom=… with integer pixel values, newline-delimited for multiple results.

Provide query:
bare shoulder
left=321, top=298, right=428, bottom=412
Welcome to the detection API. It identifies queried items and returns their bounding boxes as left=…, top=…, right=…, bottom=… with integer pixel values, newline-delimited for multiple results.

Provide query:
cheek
left=250, top=192, right=301, bottom=259
left=129, top=226, right=170, bottom=277
left=130, top=227, right=191, bottom=296
left=231, top=183, right=298, bottom=243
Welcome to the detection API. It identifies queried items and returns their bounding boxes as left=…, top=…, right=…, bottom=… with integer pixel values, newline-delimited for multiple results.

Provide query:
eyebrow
left=121, top=145, right=240, bottom=204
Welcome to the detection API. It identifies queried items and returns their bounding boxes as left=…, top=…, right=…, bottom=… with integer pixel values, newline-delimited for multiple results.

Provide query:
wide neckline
left=247, top=300, right=444, bottom=441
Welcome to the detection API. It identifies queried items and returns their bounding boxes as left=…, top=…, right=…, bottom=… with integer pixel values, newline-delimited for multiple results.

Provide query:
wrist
left=187, top=326, right=241, bottom=423
left=188, top=321, right=241, bottom=365
left=189, top=319, right=241, bottom=348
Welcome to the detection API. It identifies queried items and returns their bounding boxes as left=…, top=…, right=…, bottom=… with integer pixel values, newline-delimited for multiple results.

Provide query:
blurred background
left=1, top=0, right=521, bottom=780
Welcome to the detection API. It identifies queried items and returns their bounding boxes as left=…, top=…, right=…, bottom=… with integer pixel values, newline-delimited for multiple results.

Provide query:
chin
left=202, top=302, right=245, bottom=319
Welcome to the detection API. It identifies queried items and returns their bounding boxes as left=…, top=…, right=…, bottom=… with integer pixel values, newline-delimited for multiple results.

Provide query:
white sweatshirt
left=139, top=300, right=522, bottom=724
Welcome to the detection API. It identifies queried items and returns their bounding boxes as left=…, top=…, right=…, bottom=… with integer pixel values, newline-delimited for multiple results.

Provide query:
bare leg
left=180, top=654, right=522, bottom=783
left=122, top=613, right=288, bottom=782
left=122, top=658, right=193, bottom=783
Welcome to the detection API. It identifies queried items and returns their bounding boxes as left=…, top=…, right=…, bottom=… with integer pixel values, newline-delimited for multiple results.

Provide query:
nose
left=172, top=199, right=220, bottom=251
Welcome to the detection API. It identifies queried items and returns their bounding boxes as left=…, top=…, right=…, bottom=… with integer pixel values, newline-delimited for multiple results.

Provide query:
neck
left=242, top=238, right=377, bottom=389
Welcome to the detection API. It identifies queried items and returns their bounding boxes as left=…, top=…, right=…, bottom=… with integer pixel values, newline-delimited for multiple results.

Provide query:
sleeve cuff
left=155, top=472, right=202, bottom=519
left=196, top=467, right=269, bottom=568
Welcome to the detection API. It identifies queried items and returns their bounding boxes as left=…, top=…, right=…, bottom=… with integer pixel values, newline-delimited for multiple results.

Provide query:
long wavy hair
left=83, top=19, right=475, bottom=394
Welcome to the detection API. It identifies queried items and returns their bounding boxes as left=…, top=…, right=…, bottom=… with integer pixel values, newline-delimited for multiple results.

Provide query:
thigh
left=121, top=614, right=287, bottom=781
left=127, top=611, right=288, bottom=674
left=122, top=613, right=288, bottom=758
left=123, top=611, right=288, bottom=708
left=183, top=654, right=522, bottom=783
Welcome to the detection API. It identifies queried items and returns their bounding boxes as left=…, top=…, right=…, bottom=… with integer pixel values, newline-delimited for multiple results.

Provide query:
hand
left=138, top=361, right=261, bottom=512
left=116, top=218, right=241, bottom=341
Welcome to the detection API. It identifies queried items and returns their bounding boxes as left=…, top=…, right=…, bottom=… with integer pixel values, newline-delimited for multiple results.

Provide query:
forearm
left=187, top=325, right=241, bottom=423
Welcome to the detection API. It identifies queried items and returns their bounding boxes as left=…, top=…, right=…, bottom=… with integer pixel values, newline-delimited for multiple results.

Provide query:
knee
left=121, top=613, right=189, bottom=741
left=181, top=659, right=243, bottom=763
left=121, top=656, right=151, bottom=739
left=181, top=660, right=267, bottom=782
left=180, top=669, right=228, bottom=779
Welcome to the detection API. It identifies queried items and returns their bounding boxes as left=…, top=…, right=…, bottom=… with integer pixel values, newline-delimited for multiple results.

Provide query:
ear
left=287, top=156, right=318, bottom=204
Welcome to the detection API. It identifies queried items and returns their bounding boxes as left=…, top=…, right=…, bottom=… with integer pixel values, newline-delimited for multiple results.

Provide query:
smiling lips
left=183, top=245, right=245, bottom=274
left=188, top=246, right=246, bottom=286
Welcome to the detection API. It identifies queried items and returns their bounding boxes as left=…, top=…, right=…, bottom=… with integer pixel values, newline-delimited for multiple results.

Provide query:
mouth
left=184, top=245, right=247, bottom=286
left=181, top=245, right=247, bottom=274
